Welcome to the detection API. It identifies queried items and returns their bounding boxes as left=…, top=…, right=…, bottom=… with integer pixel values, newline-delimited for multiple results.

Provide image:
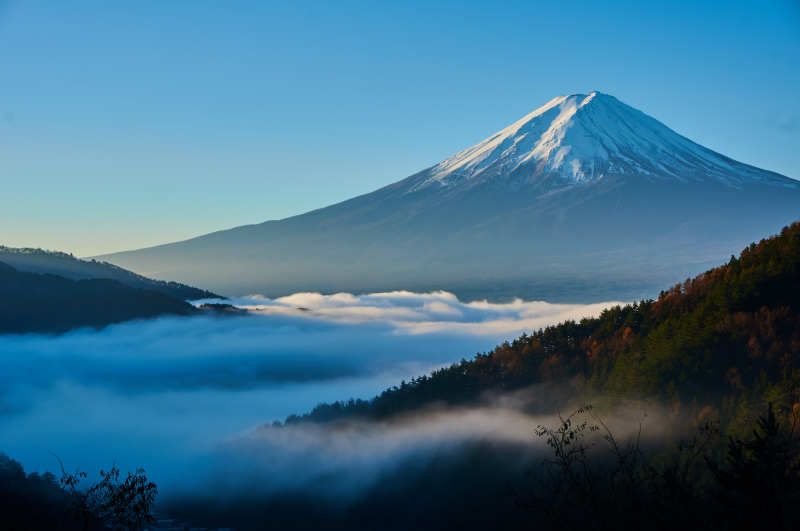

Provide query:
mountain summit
left=413, top=91, right=793, bottom=192
left=98, top=93, right=800, bottom=302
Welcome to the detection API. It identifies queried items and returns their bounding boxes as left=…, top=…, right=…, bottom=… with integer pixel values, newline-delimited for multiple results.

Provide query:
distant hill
left=98, top=92, right=799, bottom=302
left=288, top=222, right=800, bottom=429
left=0, top=262, right=198, bottom=334
left=0, top=246, right=220, bottom=300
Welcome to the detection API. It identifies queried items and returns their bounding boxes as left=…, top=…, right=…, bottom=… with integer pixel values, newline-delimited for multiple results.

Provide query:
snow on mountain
left=413, top=92, right=795, bottom=192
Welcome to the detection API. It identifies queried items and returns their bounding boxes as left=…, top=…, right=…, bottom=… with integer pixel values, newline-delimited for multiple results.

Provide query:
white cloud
left=198, top=290, right=624, bottom=336
left=0, top=290, right=624, bottom=497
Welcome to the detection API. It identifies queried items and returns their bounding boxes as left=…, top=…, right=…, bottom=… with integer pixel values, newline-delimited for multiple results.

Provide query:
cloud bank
left=202, top=399, right=663, bottom=498
left=0, top=290, right=623, bottom=497
left=198, top=289, right=624, bottom=336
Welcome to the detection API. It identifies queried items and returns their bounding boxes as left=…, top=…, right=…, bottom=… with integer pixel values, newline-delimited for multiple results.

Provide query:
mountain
left=0, top=261, right=198, bottom=334
left=0, top=246, right=220, bottom=300
left=97, top=92, right=800, bottom=302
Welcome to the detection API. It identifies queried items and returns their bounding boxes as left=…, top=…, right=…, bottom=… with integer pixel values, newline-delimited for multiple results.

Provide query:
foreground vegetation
left=0, top=454, right=157, bottom=530
left=527, top=403, right=800, bottom=530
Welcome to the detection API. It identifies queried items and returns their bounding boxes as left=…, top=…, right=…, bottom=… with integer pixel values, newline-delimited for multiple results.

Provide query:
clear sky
left=1, top=0, right=798, bottom=256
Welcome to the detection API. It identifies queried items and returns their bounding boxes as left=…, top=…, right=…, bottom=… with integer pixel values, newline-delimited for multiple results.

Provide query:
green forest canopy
left=287, top=222, right=800, bottom=433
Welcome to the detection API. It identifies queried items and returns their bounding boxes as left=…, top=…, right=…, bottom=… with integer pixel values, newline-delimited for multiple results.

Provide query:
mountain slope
left=0, top=246, right=220, bottom=300
left=0, top=262, right=198, bottom=334
left=98, top=93, right=800, bottom=302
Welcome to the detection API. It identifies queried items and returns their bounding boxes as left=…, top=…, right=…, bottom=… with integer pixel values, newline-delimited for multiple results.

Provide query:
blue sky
left=1, top=0, right=798, bottom=256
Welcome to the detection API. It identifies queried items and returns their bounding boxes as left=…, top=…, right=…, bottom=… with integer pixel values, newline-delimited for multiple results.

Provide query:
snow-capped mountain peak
left=98, top=90, right=800, bottom=302
left=415, top=91, right=795, bottom=192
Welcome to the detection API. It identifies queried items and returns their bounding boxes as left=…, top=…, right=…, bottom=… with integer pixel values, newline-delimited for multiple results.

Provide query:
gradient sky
left=1, top=0, right=798, bottom=256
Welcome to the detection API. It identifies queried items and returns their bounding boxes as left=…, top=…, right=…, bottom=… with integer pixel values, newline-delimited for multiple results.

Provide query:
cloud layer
left=198, top=289, right=623, bottom=336
left=0, top=290, right=623, bottom=495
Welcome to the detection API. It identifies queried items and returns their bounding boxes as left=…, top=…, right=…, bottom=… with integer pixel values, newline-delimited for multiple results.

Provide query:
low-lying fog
left=0, top=290, right=624, bottom=496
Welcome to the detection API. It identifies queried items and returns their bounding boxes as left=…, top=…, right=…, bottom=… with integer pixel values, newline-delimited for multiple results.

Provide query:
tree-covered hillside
left=288, top=222, right=800, bottom=428
left=0, top=246, right=221, bottom=300
left=0, top=262, right=198, bottom=334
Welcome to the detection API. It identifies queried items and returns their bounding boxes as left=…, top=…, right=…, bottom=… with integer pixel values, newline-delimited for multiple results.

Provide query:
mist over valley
left=3, top=3, right=799, bottom=528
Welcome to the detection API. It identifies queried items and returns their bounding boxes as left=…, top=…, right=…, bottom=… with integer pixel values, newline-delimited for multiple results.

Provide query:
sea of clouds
left=198, top=290, right=623, bottom=335
left=0, top=290, right=624, bottom=494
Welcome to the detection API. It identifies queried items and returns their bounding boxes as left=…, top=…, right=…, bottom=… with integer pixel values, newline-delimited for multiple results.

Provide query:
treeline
left=287, top=222, right=800, bottom=434
left=0, top=453, right=75, bottom=529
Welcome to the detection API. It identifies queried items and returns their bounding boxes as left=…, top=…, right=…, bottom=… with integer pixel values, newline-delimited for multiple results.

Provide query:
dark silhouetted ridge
left=0, top=246, right=221, bottom=300
left=0, top=261, right=198, bottom=334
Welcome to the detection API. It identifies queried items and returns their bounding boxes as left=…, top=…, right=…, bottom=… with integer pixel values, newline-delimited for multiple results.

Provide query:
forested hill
left=0, top=262, right=198, bottom=334
left=288, top=222, right=800, bottom=426
left=0, top=246, right=220, bottom=300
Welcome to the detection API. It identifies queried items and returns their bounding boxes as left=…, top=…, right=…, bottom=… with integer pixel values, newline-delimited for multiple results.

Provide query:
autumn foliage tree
left=289, top=222, right=800, bottom=437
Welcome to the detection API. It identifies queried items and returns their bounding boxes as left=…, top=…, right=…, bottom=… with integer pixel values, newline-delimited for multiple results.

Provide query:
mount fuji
left=98, top=92, right=800, bottom=302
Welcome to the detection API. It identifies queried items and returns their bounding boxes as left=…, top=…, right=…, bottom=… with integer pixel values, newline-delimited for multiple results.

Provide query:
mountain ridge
left=0, top=261, right=199, bottom=334
left=0, top=245, right=220, bottom=300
